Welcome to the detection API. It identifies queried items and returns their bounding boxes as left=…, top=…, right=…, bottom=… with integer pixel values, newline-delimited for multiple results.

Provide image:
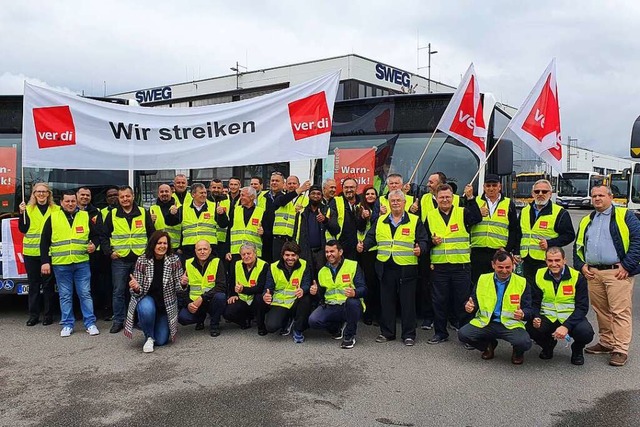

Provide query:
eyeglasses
left=533, top=189, right=550, bottom=195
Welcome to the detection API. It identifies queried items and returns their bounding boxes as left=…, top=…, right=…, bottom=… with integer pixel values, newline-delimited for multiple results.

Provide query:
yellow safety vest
left=317, top=259, right=365, bottom=310
left=286, top=194, right=309, bottom=239
left=379, top=194, right=415, bottom=214
left=229, top=205, right=265, bottom=256
left=519, top=204, right=561, bottom=261
left=101, top=206, right=113, bottom=221
left=256, top=190, right=268, bottom=210
left=235, top=258, right=268, bottom=305
left=356, top=204, right=378, bottom=251
left=270, top=259, right=307, bottom=309
left=535, top=267, right=578, bottom=323
left=186, top=257, right=221, bottom=301
left=326, top=197, right=345, bottom=241
left=470, top=196, right=511, bottom=249
left=575, top=207, right=629, bottom=263
left=428, top=206, right=470, bottom=264
left=470, top=273, right=527, bottom=330
left=50, top=210, right=90, bottom=265
left=111, top=208, right=147, bottom=257
left=23, top=204, right=59, bottom=257
left=374, top=175, right=387, bottom=197
left=172, top=191, right=193, bottom=208
left=420, top=193, right=461, bottom=222
left=375, top=214, right=419, bottom=265
left=211, top=198, right=231, bottom=243
left=182, top=202, right=218, bottom=246
left=149, top=205, right=181, bottom=249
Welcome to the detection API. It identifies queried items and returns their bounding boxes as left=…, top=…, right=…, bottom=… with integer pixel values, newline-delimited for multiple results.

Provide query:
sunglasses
left=533, top=189, right=550, bottom=195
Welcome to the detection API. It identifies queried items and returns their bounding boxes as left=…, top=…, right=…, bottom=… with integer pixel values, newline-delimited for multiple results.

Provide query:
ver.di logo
left=288, top=92, right=331, bottom=141
left=32, top=106, right=76, bottom=149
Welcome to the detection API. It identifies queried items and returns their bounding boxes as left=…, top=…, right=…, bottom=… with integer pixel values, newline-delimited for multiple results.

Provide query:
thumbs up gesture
left=235, top=282, right=243, bottom=294
left=169, top=204, right=178, bottom=215
left=432, top=233, right=442, bottom=245
left=413, top=242, right=421, bottom=256
left=409, top=200, right=419, bottom=214
left=216, top=204, right=226, bottom=215
left=129, top=274, right=140, bottom=293
left=480, top=202, right=489, bottom=217
left=180, top=273, right=189, bottom=286
left=465, top=297, right=475, bottom=313
left=150, top=212, right=158, bottom=222
left=257, top=221, right=264, bottom=236
left=357, top=241, right=364, bottom=253
left=263, top=289, right=272, bottom=305
left=310, top=280, right=318, bottom=296
left=514, top=305, right=525, bottom=321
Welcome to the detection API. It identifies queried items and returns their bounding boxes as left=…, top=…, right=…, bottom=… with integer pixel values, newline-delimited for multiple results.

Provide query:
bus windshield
left=514, top=175, right=543, bottom=197
left=610, top=175, right=629, bottom=199
left=558, top=173, right=591, bottom=197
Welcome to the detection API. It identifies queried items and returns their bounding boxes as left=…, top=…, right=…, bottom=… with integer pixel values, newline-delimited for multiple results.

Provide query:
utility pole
left=417, top=42, right=438, bottom=93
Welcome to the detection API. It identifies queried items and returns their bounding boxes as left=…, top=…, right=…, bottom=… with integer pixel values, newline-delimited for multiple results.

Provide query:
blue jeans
left=53, top=262, right=96, bottom=329
left=112, top=258, right=136, bottom=324
left=309, top=298, right=362, bottom=339
left=136, top=296, right=170, bottom=346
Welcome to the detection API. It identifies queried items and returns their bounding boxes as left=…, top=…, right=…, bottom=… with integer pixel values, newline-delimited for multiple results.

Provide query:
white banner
left=22, top=71, right=341, bottom=170
left=2, top=218, right=27, bottom=280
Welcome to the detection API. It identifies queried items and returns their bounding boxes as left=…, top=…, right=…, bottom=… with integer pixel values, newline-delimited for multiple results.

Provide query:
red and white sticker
left=497, top=209, right=506, bottom=217
left=75, top=226, right=84, bottom=234
left=401, top=228, right=410, bottom=236
left=450, top=224, right=459, bottom=232
left=135, top=219, right=143, bottom=228
left=252, top=218, right=259, bottom=226
left=292, top=278, right=300, bottom=287
left=342, top=274, right=351, bottom=283
left=539, top=221, right=548, bottom=229
left=562, top=285, right=573, bottom=296
left=509, top=294, right=520, bottom=305
left=207, top=274, right=215, bottom=283
left=203, top=213, right=211, bottom=220
left=249, top=279, right=256, bottom=286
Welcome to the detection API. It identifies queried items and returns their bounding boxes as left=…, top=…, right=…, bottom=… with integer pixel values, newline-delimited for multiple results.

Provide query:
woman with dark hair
left=124, top=230, right=185, bottom=353
left=357, top=186, right=381, bottom=325
left=19, top=182, right=59, bottom=326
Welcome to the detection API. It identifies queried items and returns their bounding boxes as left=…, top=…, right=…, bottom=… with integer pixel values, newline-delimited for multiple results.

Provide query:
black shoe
left=375, top=334, right=395, bottom=343
left=341, top=337, right=356, bottom=349
left=26, top=318, right=39, bottom=327
left=421, top=319, right=433, bottom=330
left=258, top=328, right=268, bottom=336
left=240, top=320, right=252, bottom=330
left=104, top=315, right=113, bottom=322
left=110, top=323, right=123, bottom=334
left=404, top=338, right=415, bottom=346
left=210, top=328, right=221, bottom=337
left=363, top=318, right=373, bottom=326
left=571, top=350, right=585, bottom=366
left=539, top=340, right=557, bottom=360
left=463, top=343, right=475, bottom=350
left=42, top=317, right=53, bottom=326
left=427, top=335, right=448, bottom=345
left=195, top=322, right=204, bottom=331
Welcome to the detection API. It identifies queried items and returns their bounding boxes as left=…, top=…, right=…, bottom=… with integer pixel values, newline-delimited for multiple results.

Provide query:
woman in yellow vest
left=223, top=242, right=269, bottom=335
left=356, top=186, right=380, bottom=326
left=262, top=241, right=312, bottom=343
left=18, top=182, right=59, bottom=326
left=124, top=231, right=185, bottom=353
left=458, top=251, right=533, bottom=365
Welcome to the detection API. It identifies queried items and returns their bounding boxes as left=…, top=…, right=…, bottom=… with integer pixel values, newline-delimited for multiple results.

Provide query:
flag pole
left=408, top=127, right=440, bottom=184
left=21, top=166, right=26, bottom=221
left=469, top=126, right=510, bottom=185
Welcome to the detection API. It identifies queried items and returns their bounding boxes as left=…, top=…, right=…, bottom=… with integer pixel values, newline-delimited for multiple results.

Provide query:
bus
left=556, top=171, right=606, bottom=208
left=1, top=91, right=515, bottom=294
left=513, top=172, right=551, bottom=208
left=608, top=171, right=629, bottom=207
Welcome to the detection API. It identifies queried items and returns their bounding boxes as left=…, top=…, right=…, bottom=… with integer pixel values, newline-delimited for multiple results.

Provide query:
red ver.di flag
left=438, top=63, right=487, bottom=161
left=508, top=59, right=563, bottom=172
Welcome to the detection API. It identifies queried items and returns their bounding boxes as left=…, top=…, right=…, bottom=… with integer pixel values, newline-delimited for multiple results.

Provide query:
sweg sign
left=375, top=63, right=411, bottom=88
left=135, top=86, right=172, bottom=104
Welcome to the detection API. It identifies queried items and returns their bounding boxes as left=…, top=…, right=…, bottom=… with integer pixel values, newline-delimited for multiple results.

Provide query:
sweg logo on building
left=288, top=92, right=331, bottom=141
left=32, top=106, right=76, bottom=149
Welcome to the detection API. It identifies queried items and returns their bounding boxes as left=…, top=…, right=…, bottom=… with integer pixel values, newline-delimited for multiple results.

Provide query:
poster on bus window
left=333, top=148, right=375, bottom=194
left=0, top=147, right=17, bottom=212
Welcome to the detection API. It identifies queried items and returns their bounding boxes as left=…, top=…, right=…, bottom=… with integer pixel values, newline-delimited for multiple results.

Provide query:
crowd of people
left=18, top=171, right=640, bottom=366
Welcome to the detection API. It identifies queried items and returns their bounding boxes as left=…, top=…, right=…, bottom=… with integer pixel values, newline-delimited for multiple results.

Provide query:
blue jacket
left=573, top=206, right=640, bottom=276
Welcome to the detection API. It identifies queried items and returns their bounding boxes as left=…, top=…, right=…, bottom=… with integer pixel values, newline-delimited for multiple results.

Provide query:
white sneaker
left=143, top=337, right=155, bottom=353
left=60, top=326, right=73, bottom=337
left=86, top=325, right=100, bottom=336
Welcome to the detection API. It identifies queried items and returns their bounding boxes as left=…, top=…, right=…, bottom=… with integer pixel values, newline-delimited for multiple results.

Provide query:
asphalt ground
left=1, top=209, right=639, bottom=427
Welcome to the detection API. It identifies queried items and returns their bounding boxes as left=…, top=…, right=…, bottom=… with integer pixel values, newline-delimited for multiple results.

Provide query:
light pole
left=230, top=61, right=247, bottom=90
left=427, top=43, right=438, bottom=93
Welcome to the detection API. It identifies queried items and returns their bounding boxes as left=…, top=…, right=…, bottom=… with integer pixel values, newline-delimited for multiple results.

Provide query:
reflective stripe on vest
left=428, top=206, right=470, bottom=264
left=229, top=205, right=265, bottom=256
left=50, top=210, right=90, bottom=265
left=111, top=209, right=147, bottom=257
left=470, top=196, right=511, bottom=249
left=379, top=194, right=415, bottom=214
left=317, top=259, right=366, bottom=311
left=270, top=259, right=307, bottom=309
left=235, top=258, right=268, bottom=305
left=375, top=214, right=419, bottom=266
left=420, top=193, right=461, bottom=222
left=182, top=201, right=218, bottom=246
left=23, top=204, right=59, bottom=257
left=519, top=204, right=561, bottom=260
left=149, top=205, right=181, bottom=249
left=535, top=266, right=579, bottom=323
left=575, top=207, right=630, bottom=263
left=185, top=257, right=221, bottom=301
left=470, top=273, right=527, bottom=330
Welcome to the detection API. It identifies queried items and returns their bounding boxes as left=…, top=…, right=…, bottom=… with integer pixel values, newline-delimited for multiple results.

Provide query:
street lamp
left=427, top=43, right=438, bottom=93
left=230, top=61, right=247, bottom=90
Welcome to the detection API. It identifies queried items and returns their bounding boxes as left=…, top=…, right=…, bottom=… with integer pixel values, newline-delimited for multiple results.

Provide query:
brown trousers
left=587, top=268, right=634, bottom=354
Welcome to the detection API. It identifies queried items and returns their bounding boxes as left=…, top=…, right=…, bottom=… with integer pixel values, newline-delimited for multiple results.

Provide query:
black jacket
left=295, top=203, right=340, bottom=263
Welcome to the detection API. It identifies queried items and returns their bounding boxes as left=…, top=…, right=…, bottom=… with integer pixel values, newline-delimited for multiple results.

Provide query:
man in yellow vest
left=250, top=176, right=268, bottom=208
left=328, top=178, right=365, bottom=261
left=172, top=183, right=229, bottom=261
left=357, top=189, right=429, bottom=346
left=149, top=184, right=181, bottom=251
left=518, top=179, right=574, bottom=289
left=262, top=241, right=312, bottom=343
left=378, top=173, right=415, bottom=215
left=458, top=251, right=533, bottom=364
left=574, top=185, right=640, bottom=367
left=470, top=174, right=520, bottom=285
left=40, top=190, right=103, bottom=337
left=225, top=187, right=266, bottom=262
left=178, top=239, right=227, bottom=336
left=223, top=242, right=269, bottom=335
left=528, top=247, right=594, bottom=365
left=208, top=178, right=231, bottom=261
left=425, top=183, right=481, bottom=344
left=103, top=185, right=155, bottom=333
left=172, top=173, right=192, bottom=208
left=309, top=240, right=366, bottom=349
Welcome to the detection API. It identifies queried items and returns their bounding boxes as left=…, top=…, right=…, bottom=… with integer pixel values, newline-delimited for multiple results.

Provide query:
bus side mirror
left=631, top=115, right=640, bottom=158
left=493, top=139, right=513, bottom=176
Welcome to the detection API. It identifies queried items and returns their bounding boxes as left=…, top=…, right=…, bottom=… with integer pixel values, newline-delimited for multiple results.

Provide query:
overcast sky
left=2, top=1, right=639, bottom=156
